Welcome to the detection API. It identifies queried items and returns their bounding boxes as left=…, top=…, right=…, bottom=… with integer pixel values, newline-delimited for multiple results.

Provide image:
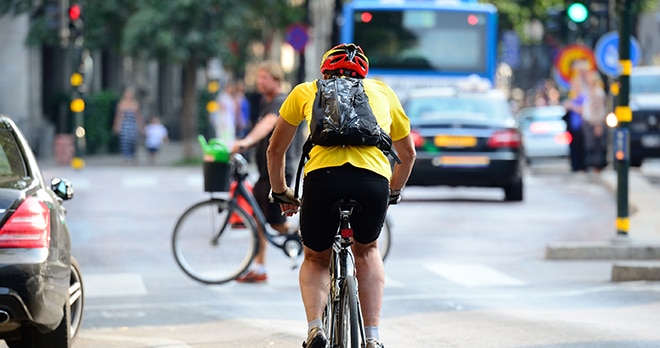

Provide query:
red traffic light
left=68, top=4, right=81, bottom=21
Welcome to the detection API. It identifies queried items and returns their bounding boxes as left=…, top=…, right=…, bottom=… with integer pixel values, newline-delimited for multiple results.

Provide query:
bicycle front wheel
left=337, top=276, right=361, bottom=348
left=172, top=198, right=258, bottom=284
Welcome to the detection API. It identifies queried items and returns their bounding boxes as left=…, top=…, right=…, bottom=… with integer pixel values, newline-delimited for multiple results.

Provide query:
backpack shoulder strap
left=293, top=135, right=313, bottom=199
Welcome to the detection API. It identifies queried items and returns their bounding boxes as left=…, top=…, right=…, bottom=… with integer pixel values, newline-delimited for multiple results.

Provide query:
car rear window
left=0, top=128, right=29, bottom=186
left=631, top=73, right=660, bottom=94
left=519, top=107, right=566, bottom=121
left=405, top=95, right=512, bottom=122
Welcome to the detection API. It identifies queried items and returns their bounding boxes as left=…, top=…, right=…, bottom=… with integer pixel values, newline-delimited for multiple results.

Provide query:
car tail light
left=410, top=129, right=425, bottom=148
left=487, top=129, right=521, bottom=148
left=529, top=121, right=551, bottom=134
left=0, top=197, right=51, bottom=248
left=554, top=131, right=572, bottom=145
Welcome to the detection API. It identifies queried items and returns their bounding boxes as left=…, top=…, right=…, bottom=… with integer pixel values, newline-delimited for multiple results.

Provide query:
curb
left=544, top=168, right=660, bottom=282
left=612, top=261, right=660, bottom=282
left=546, top=239, right=660, bottom=260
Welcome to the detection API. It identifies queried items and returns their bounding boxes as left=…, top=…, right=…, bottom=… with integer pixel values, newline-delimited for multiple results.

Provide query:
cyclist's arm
left=267, top=116, right=298, bottom=194
left=232, top=113, right=278, bottom=153
left=390, top=133, right=416, bottom=192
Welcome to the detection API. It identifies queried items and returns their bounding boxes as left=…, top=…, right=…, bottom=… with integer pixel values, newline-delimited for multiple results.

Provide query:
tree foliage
left=486, top=0, right=660, bottom=43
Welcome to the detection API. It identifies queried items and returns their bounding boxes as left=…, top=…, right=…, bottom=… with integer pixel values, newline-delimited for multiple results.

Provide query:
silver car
left=516, top=105, right=571, bottom=164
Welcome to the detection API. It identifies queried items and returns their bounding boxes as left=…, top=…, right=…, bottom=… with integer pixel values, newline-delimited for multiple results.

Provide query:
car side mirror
left=50, top=177, right=74, bottom=200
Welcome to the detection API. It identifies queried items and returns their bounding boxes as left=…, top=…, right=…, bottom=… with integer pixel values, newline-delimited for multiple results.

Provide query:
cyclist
left=231, top=60, right=305, bottom=282
left=267, top=43, right=416, bottom=348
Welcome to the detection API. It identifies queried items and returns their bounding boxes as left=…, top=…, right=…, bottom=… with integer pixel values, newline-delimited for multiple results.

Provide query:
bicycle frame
left=326, top=201, right=366, bottom=347
left=226, top=154, right=303, bottom=267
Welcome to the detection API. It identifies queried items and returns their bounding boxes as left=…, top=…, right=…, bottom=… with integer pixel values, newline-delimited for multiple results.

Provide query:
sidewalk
left=40, top=140, right=200, bottom=168
left=545, top=163, right=660, bottom=281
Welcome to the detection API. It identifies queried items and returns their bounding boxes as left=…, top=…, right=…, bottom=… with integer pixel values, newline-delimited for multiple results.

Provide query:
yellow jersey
left=279, top=78, right=410, bottom=180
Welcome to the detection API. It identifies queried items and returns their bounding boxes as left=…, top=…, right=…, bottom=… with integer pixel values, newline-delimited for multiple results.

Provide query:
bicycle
left=323, top=199, right=370, bottom=348
left=171, top=153, right=392, bottom=285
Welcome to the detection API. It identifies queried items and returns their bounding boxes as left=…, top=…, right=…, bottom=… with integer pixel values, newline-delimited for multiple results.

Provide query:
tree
left=122, top=0, right=303, bottom=160
left=2, top=1, right=305, bottom=160
left=487, top=0, right=659, bottom=44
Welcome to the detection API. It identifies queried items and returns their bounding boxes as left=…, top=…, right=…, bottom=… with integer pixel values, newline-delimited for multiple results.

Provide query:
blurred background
left=0, top=0, right=659, bottom=164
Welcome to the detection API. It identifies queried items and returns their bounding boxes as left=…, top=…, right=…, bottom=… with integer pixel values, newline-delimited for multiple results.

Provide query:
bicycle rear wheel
left=336, top=276, right=361, bottom=348
left=172, top=198, right=258, bottom=284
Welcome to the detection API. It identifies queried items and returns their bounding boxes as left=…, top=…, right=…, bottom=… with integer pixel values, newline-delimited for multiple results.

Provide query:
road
left=5, top=160, right=660, bottom=348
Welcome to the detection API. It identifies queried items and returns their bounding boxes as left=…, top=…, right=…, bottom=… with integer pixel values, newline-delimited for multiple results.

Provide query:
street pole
left=614, top=0, right=632, bottom=237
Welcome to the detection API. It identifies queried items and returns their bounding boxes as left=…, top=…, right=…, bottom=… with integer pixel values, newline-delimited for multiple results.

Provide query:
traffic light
left=68, top=3, right=84, bottom=44
left=206, top=80, right=220, bottom=114
left=566, top=1, right=589, bottom=24
left=69, top=71, right=85, bottom=113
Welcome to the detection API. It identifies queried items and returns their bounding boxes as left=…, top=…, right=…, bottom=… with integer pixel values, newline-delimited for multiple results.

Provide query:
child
left=144, top=116, right=169, bottom=164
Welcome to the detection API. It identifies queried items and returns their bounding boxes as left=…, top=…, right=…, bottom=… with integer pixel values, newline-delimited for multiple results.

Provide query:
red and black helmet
left=320, top=43, right=369, bottom=78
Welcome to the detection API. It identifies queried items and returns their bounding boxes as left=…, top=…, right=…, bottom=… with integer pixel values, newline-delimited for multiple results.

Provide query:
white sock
left=365, top=326, right=379, bottom=341
left=308, top=318, right=323, bottom=332
left=252, top=263, right=266, bottom=274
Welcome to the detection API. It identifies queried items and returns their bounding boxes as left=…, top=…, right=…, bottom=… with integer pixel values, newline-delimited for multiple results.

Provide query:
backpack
left=293, top=76, right=401, bottom=197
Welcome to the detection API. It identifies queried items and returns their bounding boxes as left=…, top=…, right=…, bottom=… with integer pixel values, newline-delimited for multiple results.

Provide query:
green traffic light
left=567, top=2, right=589, bottom=23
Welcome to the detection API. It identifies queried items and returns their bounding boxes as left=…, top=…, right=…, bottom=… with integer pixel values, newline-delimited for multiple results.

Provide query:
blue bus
left=340, top=0, right=498, bottom=96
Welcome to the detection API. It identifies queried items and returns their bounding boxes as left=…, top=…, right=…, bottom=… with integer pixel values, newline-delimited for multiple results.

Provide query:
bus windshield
left=352, top=9, right=489, bottom=75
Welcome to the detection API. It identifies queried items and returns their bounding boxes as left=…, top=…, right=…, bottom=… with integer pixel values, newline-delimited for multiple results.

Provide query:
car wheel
left=69, top=257, right=84, bottom=342
left=5, top=258, right=83, bottom=348
left=504, top=176, right=523, bottom=202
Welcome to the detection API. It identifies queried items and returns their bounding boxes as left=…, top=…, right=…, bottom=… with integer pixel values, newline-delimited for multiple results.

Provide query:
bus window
left=352, top=10, right=488, bottom=75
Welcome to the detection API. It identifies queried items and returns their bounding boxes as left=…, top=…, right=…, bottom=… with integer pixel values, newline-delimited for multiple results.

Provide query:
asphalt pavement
left=40, top=140, right=660, bottom=281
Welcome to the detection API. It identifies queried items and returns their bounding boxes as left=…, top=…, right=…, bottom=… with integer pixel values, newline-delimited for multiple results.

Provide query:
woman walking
left=113, top=86, right=145, bottom=164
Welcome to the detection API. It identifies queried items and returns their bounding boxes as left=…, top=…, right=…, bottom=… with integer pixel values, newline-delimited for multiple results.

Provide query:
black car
left=402, top=85, right=524, bottom=201
left=0, top=115, right=83, bottom=347
left=629, top=66, right=660, bottom=167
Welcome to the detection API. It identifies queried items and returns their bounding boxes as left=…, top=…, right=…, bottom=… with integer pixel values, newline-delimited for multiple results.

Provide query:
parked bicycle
left=171, top=153, right=392, bottom=285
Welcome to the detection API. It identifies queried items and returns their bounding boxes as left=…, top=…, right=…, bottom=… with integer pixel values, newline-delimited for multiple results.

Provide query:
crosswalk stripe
left=84, top=273, right=148, bottom=298
left=424, top=262, right=526, bottom=287
left=121, top=176, right=158, bottom=188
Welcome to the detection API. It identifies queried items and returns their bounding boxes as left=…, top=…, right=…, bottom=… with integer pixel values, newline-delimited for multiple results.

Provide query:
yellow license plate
left=434, top=135, right=477, bottom=148
left=433, top=156, right=490, bottom=167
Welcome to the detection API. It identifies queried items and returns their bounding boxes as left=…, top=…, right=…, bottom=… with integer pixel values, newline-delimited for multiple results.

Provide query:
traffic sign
left=285, top=24, right=309, bottom=52
left=594, top=31, right=642, bottom=77
left=553, top=44, right=596, bottom=88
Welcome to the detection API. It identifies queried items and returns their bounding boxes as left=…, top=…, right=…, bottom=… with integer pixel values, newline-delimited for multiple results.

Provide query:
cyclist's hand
left=270, top=188, right=302, bottom=206
left=270, top=188, right=301, bottom=217
left=388, top=189, right=401, bottom=205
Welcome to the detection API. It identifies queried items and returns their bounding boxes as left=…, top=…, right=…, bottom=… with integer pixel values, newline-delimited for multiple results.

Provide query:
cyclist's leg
left=298, top=168, right=342, bottom=345
left=347, top=171, right=388, bottom=339
left=299, top=246, right=332, bottom=322
left=352, top=240, right=384, bottom=326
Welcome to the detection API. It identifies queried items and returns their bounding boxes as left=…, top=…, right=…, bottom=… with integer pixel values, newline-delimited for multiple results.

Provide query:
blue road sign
left=594, top=31, right=641, bottom=78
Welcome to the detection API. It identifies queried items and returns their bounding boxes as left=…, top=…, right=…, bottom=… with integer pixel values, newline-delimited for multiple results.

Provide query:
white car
left=516, top=105, right=571, bottom=164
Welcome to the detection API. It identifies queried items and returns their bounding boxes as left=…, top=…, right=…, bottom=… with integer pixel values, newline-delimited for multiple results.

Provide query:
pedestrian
left=113, top=86, right=145, bottom=165
left=563, top=59, right=590, bottom=173
left=235, top=80, right=251, bottom=138
left=144, top=116, right=169, bottom=165
left=266, top=43, right=416, bottom=348
left=230, top=60, right=304, bottom=283
left=213, top=80, right=239, bottom=148
left=582, top=70, right=608, bottom=172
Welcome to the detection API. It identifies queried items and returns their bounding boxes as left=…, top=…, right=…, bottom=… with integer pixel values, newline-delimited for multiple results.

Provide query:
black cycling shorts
left=300, top=164, right=389, bottom=252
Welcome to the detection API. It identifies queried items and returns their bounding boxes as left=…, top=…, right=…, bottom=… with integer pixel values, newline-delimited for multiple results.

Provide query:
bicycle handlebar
left=230, top=153, right=249, bottom=176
